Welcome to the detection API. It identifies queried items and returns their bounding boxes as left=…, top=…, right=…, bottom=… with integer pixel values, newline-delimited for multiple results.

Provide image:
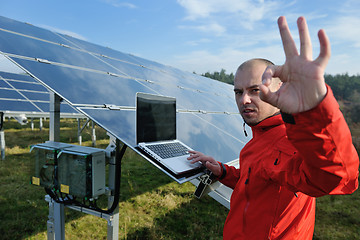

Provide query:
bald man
left=188, top=16, right=359, bottom=239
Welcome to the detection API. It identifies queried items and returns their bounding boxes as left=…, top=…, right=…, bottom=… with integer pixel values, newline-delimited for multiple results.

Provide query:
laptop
left=136, top=92, right=203, bottom=175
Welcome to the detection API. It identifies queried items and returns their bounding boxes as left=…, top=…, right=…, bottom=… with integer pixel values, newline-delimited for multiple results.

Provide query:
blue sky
left=1, top=0, right=360, bottom=75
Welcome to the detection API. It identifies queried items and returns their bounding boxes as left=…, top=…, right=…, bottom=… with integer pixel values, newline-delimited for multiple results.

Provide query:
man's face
left=234, top=62, right=279, bottom=126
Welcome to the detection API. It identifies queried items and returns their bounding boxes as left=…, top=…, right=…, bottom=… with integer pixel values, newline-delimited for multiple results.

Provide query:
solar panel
left=0, top=70, right=80, bottom=115
left=0, top=15, right=250, bottom=183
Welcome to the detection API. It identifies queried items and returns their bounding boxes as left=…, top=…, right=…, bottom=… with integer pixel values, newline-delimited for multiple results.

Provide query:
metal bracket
left=194, top=171, right=216, bottom=199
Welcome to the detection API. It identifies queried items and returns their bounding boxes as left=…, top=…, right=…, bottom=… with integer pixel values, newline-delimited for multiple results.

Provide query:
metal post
left=31, top=118, right=34, bottom=131
left=54, top=201, right=65, bottom=239
left=48, top=92, right=64, bottom=240
left=0, top=112, right=4, bottom=160
left=45, top=195, right=55, bottom=240
left=0, top=130, right=5, bottom=160
left=92, top=121, right=96, bottom=147
left=106, top=135, right=119, bottom=240
left=40, top=117, right=43, bottom=131
left=77, top=118, right=82, bottom=145
left=49, top=93, right=61, bottom=142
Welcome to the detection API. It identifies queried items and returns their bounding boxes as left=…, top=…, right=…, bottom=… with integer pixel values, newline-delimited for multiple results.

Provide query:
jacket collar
left=250, top=113, right=283, bottom=138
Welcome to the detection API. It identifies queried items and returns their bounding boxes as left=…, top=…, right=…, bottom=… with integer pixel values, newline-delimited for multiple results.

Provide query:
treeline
left=325, top=73, right=360, bottom=123
left=201, top=70, right=360, bottom=123
left=201, top=69, right=234, bottom=85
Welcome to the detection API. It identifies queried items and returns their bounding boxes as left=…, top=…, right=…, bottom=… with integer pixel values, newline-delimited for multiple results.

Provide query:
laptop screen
left=136, top=93, right=176, bottom=144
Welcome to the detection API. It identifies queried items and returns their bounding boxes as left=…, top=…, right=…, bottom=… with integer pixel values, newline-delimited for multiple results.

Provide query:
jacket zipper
left=243, top=167, right=251, bottom=228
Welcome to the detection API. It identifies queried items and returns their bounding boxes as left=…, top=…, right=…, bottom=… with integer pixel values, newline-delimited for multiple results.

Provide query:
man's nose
left=241, top=93, right=251, bottom=105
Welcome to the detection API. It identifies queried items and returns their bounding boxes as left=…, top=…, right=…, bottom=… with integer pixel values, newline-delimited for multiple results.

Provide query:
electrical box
left=31, top=141, right=106, bottom=198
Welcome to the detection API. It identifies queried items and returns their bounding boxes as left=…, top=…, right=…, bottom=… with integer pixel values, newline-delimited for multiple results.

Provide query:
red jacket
left=219, top=86, right=359, bottom=239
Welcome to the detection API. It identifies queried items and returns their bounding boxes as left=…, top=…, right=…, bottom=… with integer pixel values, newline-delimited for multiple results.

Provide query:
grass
left=0, top=118, right=359, bottom=239
left=0, top=119, right=228, bottom=239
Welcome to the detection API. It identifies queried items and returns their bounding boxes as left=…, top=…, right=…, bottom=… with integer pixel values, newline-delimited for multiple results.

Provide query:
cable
left=106, top=141, right=126, bottom=213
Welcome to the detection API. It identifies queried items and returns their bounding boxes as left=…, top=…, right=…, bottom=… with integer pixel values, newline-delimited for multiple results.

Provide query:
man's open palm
left=260, top=16, right=331, bottom=114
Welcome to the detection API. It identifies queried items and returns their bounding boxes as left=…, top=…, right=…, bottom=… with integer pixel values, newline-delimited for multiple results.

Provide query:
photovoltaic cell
left=0, top=88, right=25, bottom=99
left=0, top=80, right=9, bottom=88
left=0, top=70, right=79, bottom=114
left=0, top=15, right=250, bottom=182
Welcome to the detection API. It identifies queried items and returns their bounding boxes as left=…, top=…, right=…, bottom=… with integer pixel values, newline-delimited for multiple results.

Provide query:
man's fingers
left=278, top=16, right=298, bottom=59
left=298, top=16, right=312, bottom=60
left=261, top=65, right=282, bottom=108
left=314, top=29, right=331, bottom=68
left=205, top=161, right=222, bottom=176
left=262, top=65, right=283, bottom=83
left=259, top=84, right=279, bottom=108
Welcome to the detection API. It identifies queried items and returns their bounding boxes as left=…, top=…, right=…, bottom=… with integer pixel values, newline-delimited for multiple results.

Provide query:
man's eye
left=234, top=91, right=243, bottom=95
left=251, top=89, right=260, bottom=93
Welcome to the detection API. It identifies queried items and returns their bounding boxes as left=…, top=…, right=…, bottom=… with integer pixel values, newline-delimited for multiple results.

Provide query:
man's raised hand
left=260, top=16, right=331, bottom=114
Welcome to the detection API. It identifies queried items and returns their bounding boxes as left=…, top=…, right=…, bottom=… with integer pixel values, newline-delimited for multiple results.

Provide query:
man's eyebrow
left=248, top=84, right=260, bottom=89
left=233, top=88, right=242, bottom=92
left=234, top=85, right=260, bottom=91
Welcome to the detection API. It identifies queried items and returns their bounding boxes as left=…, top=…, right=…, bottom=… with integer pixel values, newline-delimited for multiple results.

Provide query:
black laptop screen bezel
left=136, top=92, right=176, bottom=144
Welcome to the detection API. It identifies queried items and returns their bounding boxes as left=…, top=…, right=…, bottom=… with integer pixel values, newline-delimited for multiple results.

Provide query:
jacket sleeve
left=216, top=161, right=240, bottom=189
left=267, top=85, right=359, bottom=197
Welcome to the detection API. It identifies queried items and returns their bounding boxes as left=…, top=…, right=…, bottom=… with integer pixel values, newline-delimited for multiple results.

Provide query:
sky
left=0, top=0, right=360, bottom=76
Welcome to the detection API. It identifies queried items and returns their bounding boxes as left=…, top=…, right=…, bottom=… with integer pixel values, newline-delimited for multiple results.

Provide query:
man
left=188, top=16, right=359, bottom=239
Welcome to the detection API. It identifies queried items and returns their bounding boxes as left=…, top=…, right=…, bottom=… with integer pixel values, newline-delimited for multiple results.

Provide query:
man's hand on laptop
left=187, top=150, right=221, bottom=176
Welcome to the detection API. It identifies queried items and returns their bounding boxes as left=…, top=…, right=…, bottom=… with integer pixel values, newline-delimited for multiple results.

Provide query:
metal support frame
left=77, top=118, right=96, bottom=146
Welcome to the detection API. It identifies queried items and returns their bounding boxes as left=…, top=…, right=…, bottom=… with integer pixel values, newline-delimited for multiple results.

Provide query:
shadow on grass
left=123, top=196, right=228, bottom=240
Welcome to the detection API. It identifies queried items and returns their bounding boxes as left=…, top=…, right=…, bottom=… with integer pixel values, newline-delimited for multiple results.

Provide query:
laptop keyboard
left=147, top=142, right=189, bottom=159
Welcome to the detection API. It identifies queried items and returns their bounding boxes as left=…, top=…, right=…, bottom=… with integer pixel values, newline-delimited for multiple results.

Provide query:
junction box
left=30, top=141, right=106, bottom=198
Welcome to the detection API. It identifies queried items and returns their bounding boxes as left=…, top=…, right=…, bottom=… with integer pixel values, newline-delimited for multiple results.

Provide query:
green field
left=0, top=119, right=359, bottom=239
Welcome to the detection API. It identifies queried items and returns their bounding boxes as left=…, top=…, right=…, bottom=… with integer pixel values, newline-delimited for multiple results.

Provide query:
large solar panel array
left=0, top=16, right=250, bottom=182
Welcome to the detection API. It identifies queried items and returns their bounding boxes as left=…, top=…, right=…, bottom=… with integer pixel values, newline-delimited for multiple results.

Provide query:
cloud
left=176, top=0, right=282, bottom=37
left=170, top=44, right=284, bottom=74
left=185, top=38, right=212, bottom=46
left=173, top=0, right=360, bottom=76
left=179, top=22, right=226, bottom=35
left=177, top=0, right=278, bottom=23
left=101, top=0, right=137, bottom=8
left=37, top=24, right=87, bottom=40
left=0, top=55, right=24, bottom=74
left=326, top=16, right=360, bottom=48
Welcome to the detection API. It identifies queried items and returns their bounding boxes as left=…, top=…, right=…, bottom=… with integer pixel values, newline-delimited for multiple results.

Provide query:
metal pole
left=45, top=195, right=55, bottom=240
left=54, top=201, right=65, bottom=239
left=77, top=118, right=82, bottom=145
left=0, top=130, right=5, bottom=160
left=92, top=121, right=96, bottom=147
left=106, top=135, right=119, bottom=240
left=0, top=112, right=4, bottom=160
left=40, top=117, right=43, bottom=131
left=49, top=93, right=61, bottom=142
left=106, top=134, right=120, bottom=240
left=48, top=92, right=64, bottom=240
